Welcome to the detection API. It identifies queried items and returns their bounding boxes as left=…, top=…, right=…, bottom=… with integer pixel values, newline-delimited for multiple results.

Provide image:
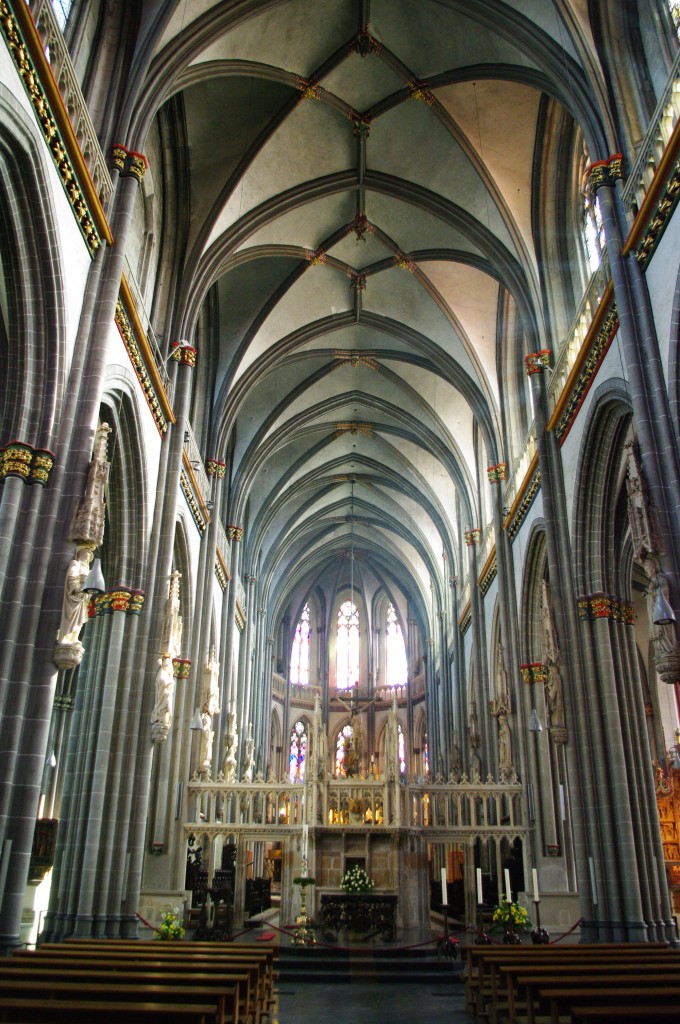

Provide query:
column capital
left=464, top=528, right=481, bottom=546
left=92, top=587, right=145, bottom=616
left=487, top=462, right=507, bottom=483
left=0, top=441, right=56, bottom=486
left=206, top=459, right=226, bottom=478
left=170, top=343, right=197, bottom=368
left=525, top=350, right=552, bottom=376
left=585, top=153, right=623, bottom=194
left=172, top=658, right=192, bottom=679
left=111, top=144, right=148, bottom=182
left=228, top=524, right=243, bottom=541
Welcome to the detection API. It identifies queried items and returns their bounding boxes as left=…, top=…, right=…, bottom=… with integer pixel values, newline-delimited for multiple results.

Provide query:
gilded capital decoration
left=0, top=442, right=55, bottom=486
left=577, top=592, right=635, bottom=624
left=586, top=153, right=623, bottom=194
left=520, top=662, right=547, bottom=685
left=487, top=462, right=507, bottom=483
left=93, top=587, right=145, bottom=616
left=111, top=143, right=148, bottom=182
left=170, top=344, right=197, bottom=368
left=464, top=528, right=481, bottom=546
left=206, top=459, right=226, bottom=478
left=525, top=349, right=552, bottom=376
left=227, top=525, right=243, bottom=542
left=173, top=658, right=191, bottom=679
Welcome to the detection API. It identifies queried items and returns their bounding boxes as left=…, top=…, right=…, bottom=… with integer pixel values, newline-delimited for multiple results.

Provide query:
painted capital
left=172, top=658, right=192, bottom=679
left=586, top=153, right=623, bottom=194
left=111, top=143, right=148, bottom=182
left=206, top=458, right=226, bottom=478
left=170, top=344, right=197, bottom=368
left=464, top=528, right=481, bottom=546
left=0, top=441, right=56, bottom=486
left=93, top=587, right=145, bottom=616
left=487, top=462, right=507, bottom=483
left=525, top=350, right=552, bottom=376
left=227, top=524, right=243, bottom=542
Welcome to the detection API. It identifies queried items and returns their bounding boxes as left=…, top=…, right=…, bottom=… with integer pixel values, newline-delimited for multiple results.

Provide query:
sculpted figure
left=151, top=656, right=174, bottom=743
left=57, top=547, right=93, bottom=644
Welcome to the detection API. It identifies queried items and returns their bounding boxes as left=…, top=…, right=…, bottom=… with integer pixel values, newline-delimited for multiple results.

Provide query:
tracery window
left=385, top=603, right=407, bottom=686
left=398, top=723, right=406, bottom=777
left=288, top=720, right=308, bottom=782
left=583, top=188, right=605, bottom=274
left=51, top=0, right=74, bottom=30
left=290, top=603, right=311, bottom=685
left=335, top=723, right=353, bottom=776
left=336, top=599, right=359, bottom=689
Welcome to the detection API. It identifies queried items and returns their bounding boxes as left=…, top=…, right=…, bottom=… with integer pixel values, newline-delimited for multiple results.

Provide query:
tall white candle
left=441, top=866, right=448, bottom=906
left=476, top=867, right=483, bottom=905
left=504, top=868, right=512, bottom=903
left=532, top=867, right=540, bottom=903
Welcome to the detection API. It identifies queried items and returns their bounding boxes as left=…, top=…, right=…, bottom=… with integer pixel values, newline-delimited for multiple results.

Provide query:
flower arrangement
left=293, top=876, right=316, bottom=886
left=492, top=896, right=530, bottom=930
left=340, top=865, right=374, bottom=894
left=153, top=907, right=185, bottom=941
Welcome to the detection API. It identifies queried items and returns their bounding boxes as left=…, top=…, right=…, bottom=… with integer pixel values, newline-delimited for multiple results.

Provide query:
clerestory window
left=288, top=720, right=308, bottom=782
left=290, top=603, right=311, bottom=685
left=385, top=603, right=407, bottom=687
left=336, top=599, right=359, bottom=689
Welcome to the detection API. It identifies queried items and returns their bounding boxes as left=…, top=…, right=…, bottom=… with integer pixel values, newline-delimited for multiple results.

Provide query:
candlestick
left=532, top=867, right=540, bottom=903
left=441, top=866, right=448, bottom=906
left=476, top=867, right=483, bottom=905
left=504, top=868, right=512, bottom=903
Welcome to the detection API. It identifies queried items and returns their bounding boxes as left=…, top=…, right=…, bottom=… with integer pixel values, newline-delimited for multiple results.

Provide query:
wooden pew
left=536, top=984, right=680, bottom=1024
left=464, top=943, right=677, bottom=1021
left=500, top=960, right=680, bottom=1024
left=0, top=966, right=244, bottom=1024
left=52, top=939, right=275, bottom=1017
left=59, top=938, right=278, bottom=1010
left=12, top=954, right=257, bottom=1024
left=0, top=996, right=218, bottom=1024
left=571, top=1007, right=680, bottom=1024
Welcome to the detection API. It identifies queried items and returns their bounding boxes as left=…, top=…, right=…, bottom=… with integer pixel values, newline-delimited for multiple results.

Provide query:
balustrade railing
left=622, top=48, right=680, bottom=212
left=28, top=0, right=112, bottom=209
left=183, top=421, right=211, bottom=504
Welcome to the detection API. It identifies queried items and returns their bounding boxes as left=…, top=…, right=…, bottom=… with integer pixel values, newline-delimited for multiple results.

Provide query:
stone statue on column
left=198, top=646, right=220, bottom=778
left=468, top=696, right=482, bottom=781
left=384, top=693, right=399, bottom=781
left=223, top=702, right=239, bottom=782
left=625, top=439, right=680, bottom=685
left=243, top=723, right=255, bottom=781
left=55, top=423, right=112, bottom=670
left=540, top=579, right=567, bottom=740
left=151, top=571, right=183, bottom=743
left=489, top=643, right=513, bottom=779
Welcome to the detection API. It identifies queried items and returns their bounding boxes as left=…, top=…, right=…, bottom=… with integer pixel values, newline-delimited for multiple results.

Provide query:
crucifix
left=332, top=685, right=377, bottom=777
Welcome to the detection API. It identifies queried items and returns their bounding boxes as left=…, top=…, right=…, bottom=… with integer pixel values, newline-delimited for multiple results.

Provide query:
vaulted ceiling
left=140, top=0, right=612, bottom=629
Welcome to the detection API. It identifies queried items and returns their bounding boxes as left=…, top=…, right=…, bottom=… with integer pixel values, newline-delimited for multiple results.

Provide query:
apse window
left=336, top=723, right=354, bottom=776
left=386, top=603, right=407, bottom=686
left=51, top=0, right=75, bottom=30
left=583, top=190, right=604, bottom=274
left=336, top=599, right=360, bottom=689
left=290, top=603, right=311, bottom=686
left=288, top=720, right=308, bottom=782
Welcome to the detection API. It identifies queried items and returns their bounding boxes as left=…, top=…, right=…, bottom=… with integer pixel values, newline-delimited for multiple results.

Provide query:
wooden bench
left=570, top=1007, right=680, bottom=1024
left=536, top=984, right=680, bottom=1024
left=464, top=943, right=677, bottom=1021
left=0, top=996, right=218, bottom=1024
left=0, top=966, right=244, bottom=1024
left=12, top=954, right=257, bottom=1024
left=499, top=960, right=680, bottom=1024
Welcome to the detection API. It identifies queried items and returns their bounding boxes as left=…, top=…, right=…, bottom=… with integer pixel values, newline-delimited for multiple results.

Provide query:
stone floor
left=272, top=981, right=475, bottom=1023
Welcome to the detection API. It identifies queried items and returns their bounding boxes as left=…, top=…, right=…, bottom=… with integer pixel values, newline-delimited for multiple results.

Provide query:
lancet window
left=288, top=720, right=308, bottom=782
left=335, top=723, right=353, bottom=776
left=290, top=603, right=311, bottom=686
left=336, top=599, right=360, bottom=689
left=385, top=603, right=407, bottom=687
left=398, top=723, right=406, bottom=777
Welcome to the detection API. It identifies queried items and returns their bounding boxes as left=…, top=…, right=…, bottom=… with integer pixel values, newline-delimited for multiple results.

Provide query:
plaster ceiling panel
left=368, top=103, right=516, bottom=254
left=369, top=0, right=543, bottom=78
left=419, top=261, right=500, bottom=403
left=433, top=79, right=541, bottom=271
left=365, top=192, right=485, bottom=257
left=387, top=364, right=475, bottom=449
left=326, top=230, right=393, bottom=270
left=499, top=0, right=579, bottom=55
left=213, top=254, right=301, bottom=386
left=361, top=267, right=478, bottom=382
left=291, top=322, right=424, bottom=357
left=397, top=424, right=475, bottom=492
left=232, top=264, right=354, bottom=385
left=189, top=0, right=357, bottom=78
left=320, top=50, right=407, bottom=112
left=155, top=0, right=219, bottom=55
left=236, top=192, right=356, bottom=252
left=205, top=101, right=355, bottom=252
left=181, top=75, right=294, bottom=251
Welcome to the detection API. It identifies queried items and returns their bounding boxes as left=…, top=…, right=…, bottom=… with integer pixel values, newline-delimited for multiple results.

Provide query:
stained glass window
left=288, top=720, right=308, bottom=782
left=335, top=723, right=353, bottom=776
left=290, top=603, right=311, bottom=685
left=398, top=723, right=406, bottom=777
left=385, top=603, right=407, bottom=686
left=51, top=0, right=74, bottom=30
left=336, top=599, right=359, bottom=689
